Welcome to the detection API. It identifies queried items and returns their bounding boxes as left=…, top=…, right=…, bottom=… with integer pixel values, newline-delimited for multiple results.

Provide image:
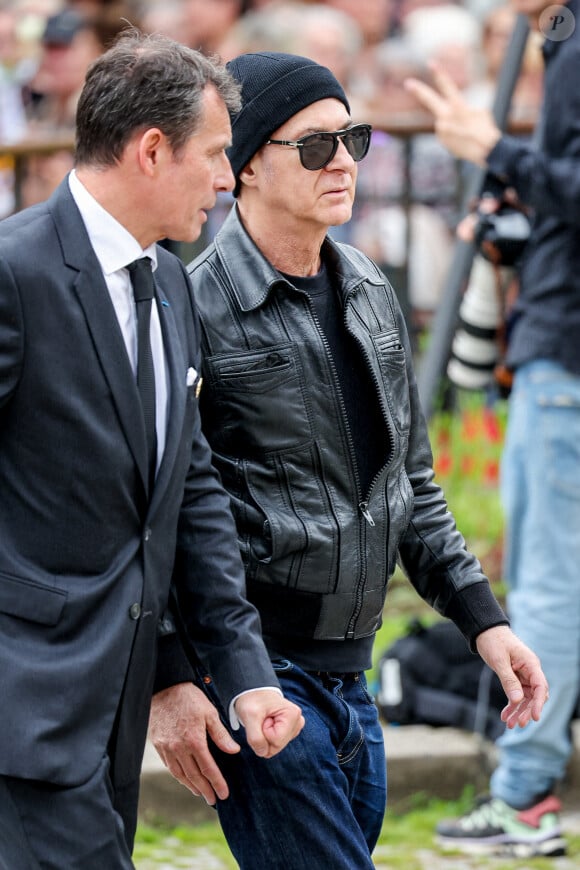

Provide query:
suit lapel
left=48, top=180, right=149, bottom=494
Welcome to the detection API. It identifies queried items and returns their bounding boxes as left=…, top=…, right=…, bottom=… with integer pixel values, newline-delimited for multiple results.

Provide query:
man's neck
left=237, top=201, right=326, bottom=276
left=75, top=165, right=153, bottom=249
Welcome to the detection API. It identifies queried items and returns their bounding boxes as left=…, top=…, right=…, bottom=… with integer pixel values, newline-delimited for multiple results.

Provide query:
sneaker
left=436, top=794, right=567, bottom=857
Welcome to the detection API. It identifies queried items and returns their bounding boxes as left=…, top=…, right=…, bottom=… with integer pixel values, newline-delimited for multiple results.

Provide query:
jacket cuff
left=443, top=581, right=509, bottom=653
left=486, top=135, right=527, bottom=186
left=153, top=632, right=195, bottom=695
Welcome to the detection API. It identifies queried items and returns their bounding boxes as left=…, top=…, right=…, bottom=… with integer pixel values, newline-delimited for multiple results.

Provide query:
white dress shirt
left=68, top=170, right=169, bottom=472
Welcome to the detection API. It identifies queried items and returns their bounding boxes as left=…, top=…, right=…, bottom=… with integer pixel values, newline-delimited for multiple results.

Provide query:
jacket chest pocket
left=205, top=343, right=313, bottom=455
left=372, top=331, right=411, bottom=437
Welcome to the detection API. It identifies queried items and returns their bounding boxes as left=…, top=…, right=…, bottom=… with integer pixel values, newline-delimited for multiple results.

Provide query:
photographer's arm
left=405, top=60, right=580, bottom=225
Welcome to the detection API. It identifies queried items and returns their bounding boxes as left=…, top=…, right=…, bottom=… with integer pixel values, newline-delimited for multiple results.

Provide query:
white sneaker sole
left=436, top=834, right=567, bottom=858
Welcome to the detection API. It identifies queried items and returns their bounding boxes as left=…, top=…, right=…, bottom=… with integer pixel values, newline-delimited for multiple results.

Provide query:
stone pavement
left=133, top=813, right=580, bottom=870
left=134, top=827, right=580, bottom=870
left=137, top=722, right=580, bottom=869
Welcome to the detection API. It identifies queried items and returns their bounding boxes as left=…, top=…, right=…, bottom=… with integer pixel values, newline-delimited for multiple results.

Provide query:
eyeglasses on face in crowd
left=265, top=123, right=372, bottom=171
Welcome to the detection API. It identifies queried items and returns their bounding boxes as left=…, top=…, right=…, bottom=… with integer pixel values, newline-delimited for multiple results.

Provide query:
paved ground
left=136, top=722, right=580, bottom=869
left=134, top=817, right=580, bottom=870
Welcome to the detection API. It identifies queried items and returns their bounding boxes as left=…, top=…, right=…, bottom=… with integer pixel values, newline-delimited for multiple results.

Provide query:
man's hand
left=149, top=683, right=305, bottom=804
left=233, top=689, right=305, bottom=759
left=149, top=682, right=240, bottom=805
left=476, top=625, right=549, bottom=729
left=404, top=64, right=501, bottom=167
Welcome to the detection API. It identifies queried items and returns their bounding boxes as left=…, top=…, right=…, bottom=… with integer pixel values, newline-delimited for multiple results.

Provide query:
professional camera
left=474, top=202, right=531, bottom=267
left=446, top=193, right=529, bottom=392
left=447, top=256, right=503, bottom=391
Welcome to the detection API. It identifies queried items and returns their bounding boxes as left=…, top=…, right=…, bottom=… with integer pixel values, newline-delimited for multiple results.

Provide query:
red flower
left=461, top=456, right=475, bottom=476
left=483, top=459, right=500, bottom=485
left=483, top=407, right=503, bottom=443
left=435, top=452, right=453, bottom=476
left=461, top=409, right=481, bottom=440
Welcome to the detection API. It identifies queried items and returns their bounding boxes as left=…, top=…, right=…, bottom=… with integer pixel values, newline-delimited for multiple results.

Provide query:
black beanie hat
left=226, top=52, right=350, bottom=193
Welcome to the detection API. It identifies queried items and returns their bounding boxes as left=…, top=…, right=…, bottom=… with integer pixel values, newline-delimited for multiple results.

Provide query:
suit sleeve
left=154, top=609, right=197, bottom=695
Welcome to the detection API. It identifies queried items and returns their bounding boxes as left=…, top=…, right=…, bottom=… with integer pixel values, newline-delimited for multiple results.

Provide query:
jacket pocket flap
left=0, top=573, right=67, bottom=626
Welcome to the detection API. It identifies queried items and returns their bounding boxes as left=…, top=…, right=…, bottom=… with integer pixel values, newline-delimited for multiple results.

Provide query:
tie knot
left=128, top=257, right=154, bottom=302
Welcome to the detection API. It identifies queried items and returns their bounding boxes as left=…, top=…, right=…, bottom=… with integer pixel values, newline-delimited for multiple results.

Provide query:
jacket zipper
left=297, top=278, right=397, bottom=639
left=344, top=282, right=396, bottom=637
left=359, top=501, right=375, bottom=526
left=298, top=289, right=369, bottom=635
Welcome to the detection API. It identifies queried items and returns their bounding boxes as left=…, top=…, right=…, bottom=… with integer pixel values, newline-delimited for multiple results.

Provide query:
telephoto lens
left=447, top=257, right=502, bottom=391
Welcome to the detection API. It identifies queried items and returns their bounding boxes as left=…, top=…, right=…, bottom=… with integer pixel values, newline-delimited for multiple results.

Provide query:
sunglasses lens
left=299, top=126, right=371, bottom=170
left=300, top=133, right=336, bottom=170
left=344, top=126, right=371, bottom=162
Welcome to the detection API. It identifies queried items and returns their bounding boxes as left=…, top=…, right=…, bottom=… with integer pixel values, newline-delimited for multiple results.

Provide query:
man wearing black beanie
left=150, top=51, right=549, bottom=870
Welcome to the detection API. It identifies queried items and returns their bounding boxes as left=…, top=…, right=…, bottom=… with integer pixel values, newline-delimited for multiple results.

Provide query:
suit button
left=129, top=603, right=141, bottom=620
left=144, top=527, right=152, bottom=541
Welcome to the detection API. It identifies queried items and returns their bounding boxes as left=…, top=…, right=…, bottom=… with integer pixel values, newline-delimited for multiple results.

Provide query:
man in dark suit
left=0, top=30, right=303, bottom=869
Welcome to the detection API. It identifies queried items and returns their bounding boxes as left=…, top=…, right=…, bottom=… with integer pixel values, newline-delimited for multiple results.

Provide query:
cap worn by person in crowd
left=225, top=51, right=350, bottom=195
left=42, top=9, right=88, bottom=46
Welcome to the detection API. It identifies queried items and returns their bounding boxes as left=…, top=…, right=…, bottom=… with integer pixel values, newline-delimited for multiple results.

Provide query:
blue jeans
left=490, top=360, right=580, bottom=808
left=205, top=661, right=386, bottom=870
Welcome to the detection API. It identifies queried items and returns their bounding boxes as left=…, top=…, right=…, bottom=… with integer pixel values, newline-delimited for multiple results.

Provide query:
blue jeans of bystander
left=205, top=660, right=386, bottom=870
left=490, top=359, right=580, bottom=808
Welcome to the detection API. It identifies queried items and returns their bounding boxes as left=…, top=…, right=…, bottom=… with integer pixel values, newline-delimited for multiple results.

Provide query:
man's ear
left=137, top=128, right=167, bottom=176
left=238, top=159, right=258, bottom=190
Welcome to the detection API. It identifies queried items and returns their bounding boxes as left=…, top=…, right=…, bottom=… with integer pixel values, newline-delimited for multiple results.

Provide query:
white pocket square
left=186, top=367, right=197, bottom=387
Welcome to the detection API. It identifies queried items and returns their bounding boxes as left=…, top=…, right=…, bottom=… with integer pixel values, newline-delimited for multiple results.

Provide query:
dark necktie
left=127, top=257, right=157, bottom=493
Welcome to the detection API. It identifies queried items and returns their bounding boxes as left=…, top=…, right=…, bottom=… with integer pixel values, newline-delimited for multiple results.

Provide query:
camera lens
left=447, top=257, right=501, bottom=390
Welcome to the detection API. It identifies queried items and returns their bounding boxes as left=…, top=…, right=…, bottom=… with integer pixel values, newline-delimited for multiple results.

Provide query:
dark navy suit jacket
left=0, top=177, right=276, bottom=791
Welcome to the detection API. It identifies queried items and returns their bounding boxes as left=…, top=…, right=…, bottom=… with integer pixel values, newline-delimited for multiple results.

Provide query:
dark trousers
left=0, top=756, right=138, bottom=869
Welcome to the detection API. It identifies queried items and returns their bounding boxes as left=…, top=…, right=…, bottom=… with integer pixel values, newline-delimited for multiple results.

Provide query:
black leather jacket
left=188, top=206, right=506, bottom=649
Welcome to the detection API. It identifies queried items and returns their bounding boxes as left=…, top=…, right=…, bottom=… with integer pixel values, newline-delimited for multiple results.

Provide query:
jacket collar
left=214, top=203, right=378, bottom=312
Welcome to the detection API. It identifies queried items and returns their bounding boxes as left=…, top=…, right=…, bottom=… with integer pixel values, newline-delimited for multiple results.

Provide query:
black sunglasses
left=265, top=123, right=372, bottom=171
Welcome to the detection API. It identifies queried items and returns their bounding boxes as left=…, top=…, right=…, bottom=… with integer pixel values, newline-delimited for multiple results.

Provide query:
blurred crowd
left=0, top=0, right=543, bottom=328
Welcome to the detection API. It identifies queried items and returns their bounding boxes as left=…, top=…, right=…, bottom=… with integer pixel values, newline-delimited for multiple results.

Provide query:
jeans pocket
left=355, top=672, right=377, bottom=706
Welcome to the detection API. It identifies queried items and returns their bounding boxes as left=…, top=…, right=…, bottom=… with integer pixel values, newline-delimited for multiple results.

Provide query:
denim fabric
left=490, top=360, right=580, bottom=808
left=206, top=661, right=386, bottom=870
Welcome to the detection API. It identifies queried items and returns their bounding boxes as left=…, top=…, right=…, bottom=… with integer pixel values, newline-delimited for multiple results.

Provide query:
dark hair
left=75, top=29, right=241, bottom=167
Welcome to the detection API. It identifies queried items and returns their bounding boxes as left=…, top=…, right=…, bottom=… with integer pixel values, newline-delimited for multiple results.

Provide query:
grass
left=376, top=788, right=580, bottom=869
left=134, top=820, right=238, bottom=868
